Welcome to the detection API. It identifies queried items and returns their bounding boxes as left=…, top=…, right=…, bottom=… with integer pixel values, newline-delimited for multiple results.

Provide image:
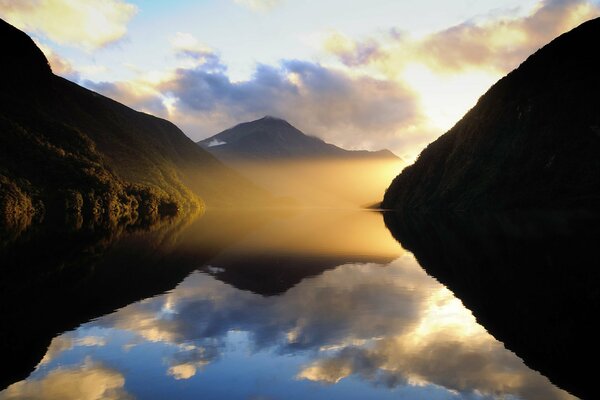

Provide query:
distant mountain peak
left=260, top=115, right=284, bottom=121
left=198, top=117, right=399, bottom=161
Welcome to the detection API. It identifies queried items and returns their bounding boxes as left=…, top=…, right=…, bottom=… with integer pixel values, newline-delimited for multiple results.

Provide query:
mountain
left=0, top=19, right=264, bottom=231
left=198, top=116, right=399, bottom=161
left=383, top=17, right=600, bottom=211
left=199, top=116, right=403, bottom=207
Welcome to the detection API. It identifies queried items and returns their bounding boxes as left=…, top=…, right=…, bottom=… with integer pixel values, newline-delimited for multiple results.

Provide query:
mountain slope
left=0, top=18, right=264, bottom=230
left=383, top=17, right=600, bottom=211
left=199, top=116, right=398, bottom=161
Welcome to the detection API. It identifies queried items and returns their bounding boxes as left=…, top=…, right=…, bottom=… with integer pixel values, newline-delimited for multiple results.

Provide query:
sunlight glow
left=402, top=63, right=499, bottom=131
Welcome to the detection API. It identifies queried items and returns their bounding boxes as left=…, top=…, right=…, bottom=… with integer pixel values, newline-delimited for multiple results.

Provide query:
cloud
left=167, top=344, right=219, bottom=380
left=411, top=0, right=600, bottom=74
left=233, top=0, right=282, bottom=12
left=40, top=333, right=106, bottom=365
left=84, top=80, right=170, bottom=117
left=84, top=40, right=423, bottom=153
left=0, top=359, right=132, bottom=400
left=315, top=0, right=600, bottom=157
left=0, top=0, right=137, bottom=50
left=324, top=32, right=383, bottom=67
left=83, top=81, right=168, bottom=117
left=160, top=53, right=421, bottom=151
left=296, top=337, right=574, bottom=400
left=90, top=258, right=434, bottom=368
left=170, top=32, right=224, bottom=70
left=327, top=0, right=600, bottom=75
left=34, top=40, right=81, bottom=81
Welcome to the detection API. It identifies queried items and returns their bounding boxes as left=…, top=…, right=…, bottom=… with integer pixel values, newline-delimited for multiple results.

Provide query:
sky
left=1, top=0, right=599, bottom=160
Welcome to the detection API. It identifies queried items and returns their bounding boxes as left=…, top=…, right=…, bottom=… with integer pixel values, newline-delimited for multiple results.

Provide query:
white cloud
left=0, top=359, right=132, bottom=400
left=0, top=0, right=137, bottom=50
left=39, top=334, right=106, bottom=366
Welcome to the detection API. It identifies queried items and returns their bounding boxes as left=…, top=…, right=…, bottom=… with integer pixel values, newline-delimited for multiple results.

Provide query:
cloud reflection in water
left=2, top=251, right=575, bottom=400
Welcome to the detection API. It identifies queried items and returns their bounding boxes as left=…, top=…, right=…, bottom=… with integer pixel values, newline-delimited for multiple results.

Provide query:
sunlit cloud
left=167, top=363, right=197, bottom=380
left=319, top=0, right=600, bottom=156
left=0, top=0, right=137, bottom=50
left=40, top=333, right=107, bottom=366
left=233, top=0, right=282, bottom=12
left=84, top=80, right=170, bottom=117
left=164, top=58, right=420, bottom=152
left=35, top=39, right=109, bottom=82
left=34, top=40, right=80, bottom=81
left=84, top=42, right=422, bottom=154
left=295, top=335, right=574, bottom=400
left=323, top=32, right=383, bottom=68
left=326, top=0, right=600, bottom=75
left=167, top=344, right=218, bottom=380
left=0, top=359, right=132, bottom=400
left=409, top=0, right=600, bottom=74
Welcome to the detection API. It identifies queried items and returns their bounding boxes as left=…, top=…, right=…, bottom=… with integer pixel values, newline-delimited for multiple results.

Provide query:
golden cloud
left=318, top=0, right=600, bottom=157
left=167, top=363, right=198, bottom=380
left=39, top=333, right=106, bottom=366
left=0, top=359, right=132, bottom=400
left=84, top=80, right=170, bottom=118
left=412, top=0, right=600, bottom=74
left=0, top=0, right=137, bottom=50
left=327, top=0, right=600, bottom=75
left=34, top=40, right=79, bottom=80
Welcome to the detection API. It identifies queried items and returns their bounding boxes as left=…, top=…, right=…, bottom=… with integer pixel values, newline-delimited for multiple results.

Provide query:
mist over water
left=210, top=158, right=405, bottom=208
left=0, top=209, right=576, bottom=400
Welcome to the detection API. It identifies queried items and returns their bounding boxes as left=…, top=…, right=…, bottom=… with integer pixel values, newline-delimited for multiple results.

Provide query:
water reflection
left=0, top=210, right=575, bottom=400
left=383, top=210, right=600, bottom=400
left=0, top=209, right=399, bottom=387
left=0, top=210, right=208, bottom=388
left=0, top=361, right=131, bottom=400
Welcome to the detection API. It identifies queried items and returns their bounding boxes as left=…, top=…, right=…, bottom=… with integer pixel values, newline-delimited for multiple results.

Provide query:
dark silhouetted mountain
left=383, top=210, right=600, bottom=399
left=0, top=18, right=265, bottom=231
left=200, top=253, right=393, bottom=296
left=199, top=116, right=399, bottom=161
left=383, top=17, right=600, bottom=211
left=198, top=116, right=403, bottom=207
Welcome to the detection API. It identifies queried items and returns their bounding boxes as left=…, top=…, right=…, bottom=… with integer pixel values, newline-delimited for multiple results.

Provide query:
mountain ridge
left=197, top=116, right=403, bottom=207
left=199, top=116, right=400, bottom=161
left=382, top=17, right=600, bottom=211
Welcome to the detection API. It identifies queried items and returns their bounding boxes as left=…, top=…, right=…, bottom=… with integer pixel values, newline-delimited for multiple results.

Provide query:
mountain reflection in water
left=0, top=210, right=576, bottom=400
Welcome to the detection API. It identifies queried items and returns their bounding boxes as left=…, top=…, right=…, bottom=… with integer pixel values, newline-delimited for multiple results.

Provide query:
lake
left=0, top=209, right=582, bottom=399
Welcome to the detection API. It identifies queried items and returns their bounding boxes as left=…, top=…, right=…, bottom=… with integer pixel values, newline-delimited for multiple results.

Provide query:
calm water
left=0, top=210, right=577, bottom=399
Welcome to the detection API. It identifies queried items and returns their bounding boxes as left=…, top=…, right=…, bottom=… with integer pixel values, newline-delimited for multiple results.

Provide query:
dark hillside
left=383, top=17, right=600, bottom=211
left=0, top=18, right=265, bottom=231
left=384, top=210, right=600, bottom=399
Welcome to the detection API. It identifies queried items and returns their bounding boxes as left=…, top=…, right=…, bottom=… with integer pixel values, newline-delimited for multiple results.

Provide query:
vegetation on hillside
left=0, top=18, right=266, bottom=233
